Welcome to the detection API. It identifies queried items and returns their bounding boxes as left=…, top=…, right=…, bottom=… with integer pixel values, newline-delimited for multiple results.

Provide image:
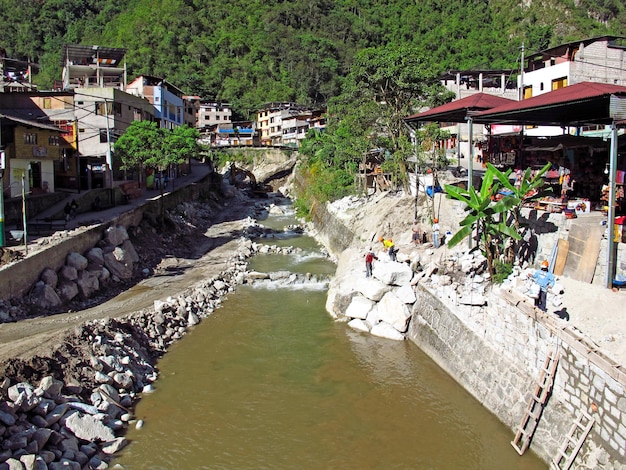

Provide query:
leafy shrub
left=492, top=260, right=513, bottom=284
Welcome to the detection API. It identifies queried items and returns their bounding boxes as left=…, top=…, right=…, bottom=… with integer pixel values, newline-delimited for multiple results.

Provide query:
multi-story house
left=0, top=111, right=68, bottom=198
left=256, top=102, right=308, bottom=146
left=518, top=35, right=626, bottom=137
left=73, top=88, right=155, bottom=186
left=437, top=69, right=519, bottom=161
left=0, top=91, right=76, bottom=195
left=0, top=49, right=37, bottom=93
left=183, top=95, right=201, bottom=128
left=197, top=101, right=232, bottom=129
left=126, top=75, right=185, bottom=130
left=281, top=110, right=313, bottom=148
left=60, top=45, right=154, bottom=189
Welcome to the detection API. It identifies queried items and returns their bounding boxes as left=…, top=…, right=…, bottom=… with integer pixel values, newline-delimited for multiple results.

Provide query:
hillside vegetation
left=0, top=0, right=624, bottom=116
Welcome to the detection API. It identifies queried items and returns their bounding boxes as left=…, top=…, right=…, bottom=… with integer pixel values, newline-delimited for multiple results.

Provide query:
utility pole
left=0, top=147, right=4, bottom=248
left=519, top=41, right=524, bottom=101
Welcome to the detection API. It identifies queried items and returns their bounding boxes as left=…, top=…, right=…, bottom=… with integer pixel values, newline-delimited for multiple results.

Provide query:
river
left=114, top=205, right=545, bottom=469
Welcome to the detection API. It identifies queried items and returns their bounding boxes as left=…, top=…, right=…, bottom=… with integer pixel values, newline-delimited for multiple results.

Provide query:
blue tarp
left=426, top=185, right=443, bottom=198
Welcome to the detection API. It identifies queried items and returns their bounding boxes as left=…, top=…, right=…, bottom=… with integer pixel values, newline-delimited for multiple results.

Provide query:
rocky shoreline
left=0, top=195, right=319, bottom=469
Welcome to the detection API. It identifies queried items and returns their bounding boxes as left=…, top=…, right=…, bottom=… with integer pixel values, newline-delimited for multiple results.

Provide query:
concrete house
left=60, top=45, right=155, bottom=189
left=0, top=91, right=76, bottom=195
left=0, top=112, right=68, bottom=198
left=519, top=35, right=626, bottom=137
left=126, top=75, right=185, bottom=130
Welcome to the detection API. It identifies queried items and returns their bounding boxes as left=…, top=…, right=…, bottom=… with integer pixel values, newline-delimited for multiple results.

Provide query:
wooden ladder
left=511, top=347, right=560, bottom=455
left=550, top=411, right=594, bottom=470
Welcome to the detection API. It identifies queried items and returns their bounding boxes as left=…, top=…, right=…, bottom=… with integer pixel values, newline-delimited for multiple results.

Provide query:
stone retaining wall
left=0, top=175, right=220, bottom=301
left=408, top=286, right=625, bottom=467
left=310, top=195, right=626, bottom=468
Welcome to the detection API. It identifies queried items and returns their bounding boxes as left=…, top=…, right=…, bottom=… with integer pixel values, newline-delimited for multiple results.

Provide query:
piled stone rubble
left=327, top=244, right=566, bottom=341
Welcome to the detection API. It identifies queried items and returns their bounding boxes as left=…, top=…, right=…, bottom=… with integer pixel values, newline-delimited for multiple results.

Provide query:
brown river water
left=114, top=213, right=545, bottom=470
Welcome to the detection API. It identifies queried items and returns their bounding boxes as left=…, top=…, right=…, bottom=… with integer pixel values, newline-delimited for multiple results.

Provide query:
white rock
left=373, top=261, right=414, bottom=286
left=347, top=318, right=370, bottom=333
left=345, top=295, right=375, bottom=320
left=394, top=284, right=416, bottom=304
left=377, top=291, right=411, bottom=332
left=371, top=322, right=405, bottom=341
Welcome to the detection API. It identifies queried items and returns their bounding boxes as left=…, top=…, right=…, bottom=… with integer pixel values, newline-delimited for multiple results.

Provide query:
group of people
left=63, top=199, right=78, bottom=221
left=364, top=216, right=443, bottom=277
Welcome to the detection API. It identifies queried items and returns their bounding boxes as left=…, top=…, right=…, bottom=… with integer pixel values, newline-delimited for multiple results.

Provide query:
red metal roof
left=474, top=82, right=626, bottom=126
left=405, top=93, right=516, bottom=123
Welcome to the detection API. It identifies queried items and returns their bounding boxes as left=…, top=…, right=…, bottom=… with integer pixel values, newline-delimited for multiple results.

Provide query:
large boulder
left=377, top=291, right=411, bottom=332
left=66, top=252, right=88, bottom=271
left=344, top=295, right=375, bottom=320
left=373, top=261, right=414, bottom=286
left=30, top=282, right=62, bottom=309
left=104, top=225, right=129, bottom=247
left=355, top=278, right=389, bottom=302
left=76, top=270, right=100, bottom=298
left=104, top=247, right=134, bottom=279
left=371, top=322, right=405, bottom=341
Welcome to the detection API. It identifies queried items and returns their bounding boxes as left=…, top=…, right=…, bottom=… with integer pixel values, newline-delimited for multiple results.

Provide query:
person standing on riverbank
left=379, top=236, right=398, bottom=261
left=528, top=260, right=555, bottom=312
left=365, top=247, right=378, bottom=278
left=432, top=218, right=440, bottom=248
left=411, top=220, right=422, bottom=245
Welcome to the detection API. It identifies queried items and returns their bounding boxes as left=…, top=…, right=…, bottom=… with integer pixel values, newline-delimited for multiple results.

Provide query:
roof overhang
left=474, top=82, right=626, bottom=127
left=405, top=93, right=516, bottom=124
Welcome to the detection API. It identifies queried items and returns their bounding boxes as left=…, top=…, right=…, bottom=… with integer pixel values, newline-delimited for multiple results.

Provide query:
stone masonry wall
left=0, top=176, right=219, bottom=301
left=408, top=285, right=626, bottom=467
left=308, top=193, right=626, bottom=468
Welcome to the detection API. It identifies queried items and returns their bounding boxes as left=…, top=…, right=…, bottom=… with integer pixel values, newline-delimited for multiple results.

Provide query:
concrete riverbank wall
left=0, top=174, right=220, bottom=301
left=308, top=194, right=626, bottom=468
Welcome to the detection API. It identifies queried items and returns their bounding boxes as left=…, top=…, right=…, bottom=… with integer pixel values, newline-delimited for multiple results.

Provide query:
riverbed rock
left=345, top=295, right=375, bottom=320
left=370, top=321, right=405, bottom=341
left=373, top=261, right=413, bottom=286
left=348, top=318, right=370, bottom=333
left=57, top=281, right=79, bottom=302
left=355, top=278, right=389, bottom=302
left=63, top=411, right=115, bottom=442
left=59, top=265, right=79, bottom=282
left=30, top=282, right=62, bottom=309
left=76, top=270, right=100, bottom=298
left=104, top=225, right=129, bottom=247
left=40, top=268, right=58, bottom=288
left=103, top=247, right=133, bottom=280
left=66, top=252, right=89, bottom=271
left=377, top=291, right=411, bottom=332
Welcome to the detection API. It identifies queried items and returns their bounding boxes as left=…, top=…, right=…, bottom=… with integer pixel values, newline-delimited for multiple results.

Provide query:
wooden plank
left=554, top=238, right=569, bottom=275
left=564, top=222, right=603, bottom=283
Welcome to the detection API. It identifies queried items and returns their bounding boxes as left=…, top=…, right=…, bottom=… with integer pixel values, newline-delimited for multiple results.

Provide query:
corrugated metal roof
left=474, top=82, right=626, bottom=126
left=61, top=44, right=126, bottom=67
left=0, top=112, right=68, bottom=132
left=405, top=93, right=516, bottom=123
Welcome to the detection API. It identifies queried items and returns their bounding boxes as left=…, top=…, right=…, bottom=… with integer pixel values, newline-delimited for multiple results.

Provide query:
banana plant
left=488, top=162, right=553, bottom=263
left=444, top=165, right=522, bottom=275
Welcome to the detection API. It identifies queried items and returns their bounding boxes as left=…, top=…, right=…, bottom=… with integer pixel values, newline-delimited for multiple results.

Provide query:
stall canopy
left=405, top=92, right=516, bottom=124
left=476, top=81, right=626, bottom=289
left=473, top=81, right=626, bottom=126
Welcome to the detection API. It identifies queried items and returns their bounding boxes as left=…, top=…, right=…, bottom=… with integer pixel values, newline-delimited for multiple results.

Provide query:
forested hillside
left=0, top=0, right=623, bottom=116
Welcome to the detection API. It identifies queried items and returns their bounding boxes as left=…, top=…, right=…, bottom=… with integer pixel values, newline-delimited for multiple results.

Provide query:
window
left=540, top=83, right=544, bottom=91
left=100, top=129, right=109, bottom=143
left=24, top=133, right=37, bottom=145
left=552, top=77, right=567, bottom=90
left=96, top=101, right=113, bottom=115
left=43, top=98, right=52, bottom=109
left=523, top=86, right=533, bottom=99
left=49, top=135, right=60, bottom=146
